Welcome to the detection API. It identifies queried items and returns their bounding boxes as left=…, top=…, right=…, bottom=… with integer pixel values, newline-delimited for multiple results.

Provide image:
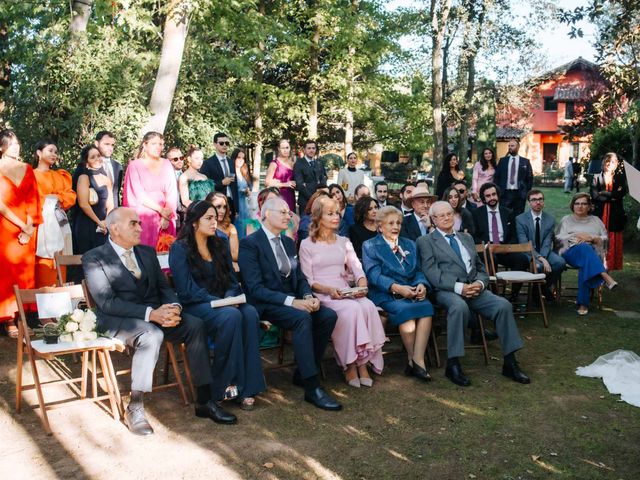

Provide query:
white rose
left=70, top=309, right=84, bottom=323
left=74, top=331, right=98, bottom=342
left=64, top=321, right=79, bottom=333
left=59, top=333, right=74, bottom=343
left=79, top=317, right=96, bottom=333
left=83, top=310, right=97, bottom=323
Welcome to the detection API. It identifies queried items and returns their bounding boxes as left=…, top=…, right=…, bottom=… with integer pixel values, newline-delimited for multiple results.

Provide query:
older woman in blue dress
left=362, top=206, right=434, bottom=381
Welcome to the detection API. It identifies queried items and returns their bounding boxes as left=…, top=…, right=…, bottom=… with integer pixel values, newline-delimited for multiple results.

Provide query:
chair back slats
left=54, top=253, right=83, bottom=286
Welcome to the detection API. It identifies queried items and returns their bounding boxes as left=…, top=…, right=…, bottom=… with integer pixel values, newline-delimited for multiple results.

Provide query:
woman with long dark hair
left=169, top=201, right=265, bottom=410
left=442, top=185, right=474, bottom=235
left=230, top=147, right=252, bottom=238
left=436, top=152, right=465, bottom=199
left=348, top=196, right=379, bottom=259
left=471, top=147, right=496, bottom=206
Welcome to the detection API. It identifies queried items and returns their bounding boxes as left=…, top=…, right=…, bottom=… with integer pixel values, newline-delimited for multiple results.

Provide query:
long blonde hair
left=309, top=196, right=339, bottom=242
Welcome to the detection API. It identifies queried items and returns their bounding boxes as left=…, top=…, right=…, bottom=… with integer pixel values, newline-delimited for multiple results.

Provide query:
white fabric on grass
left=576, top=350, right=640, bottom=407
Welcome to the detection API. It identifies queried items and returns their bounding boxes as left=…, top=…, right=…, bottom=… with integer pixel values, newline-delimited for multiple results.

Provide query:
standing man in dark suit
left=293, top=139, right=328, bottom=214
left=238, top=197, right=341, bottom=411
left=201, top=132, right=238, bottom=217
left=83, top=207, right=236, bottom=435
left=472, top=182, right=530, bottom=300
left=94, top=130, right=123, bottom=206
left=417, top=201, right=530, bottom=386
left=516, top=189, right=565, bottom=299
left=400, top=184, right=437, bottom=241
left=494, top=138, right=533, bottom=215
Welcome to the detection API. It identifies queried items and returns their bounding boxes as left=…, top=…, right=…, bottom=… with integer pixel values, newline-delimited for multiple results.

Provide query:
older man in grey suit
left=516, top=189, right=566, bottom=299
left=417, top=201, right=530, bottom=386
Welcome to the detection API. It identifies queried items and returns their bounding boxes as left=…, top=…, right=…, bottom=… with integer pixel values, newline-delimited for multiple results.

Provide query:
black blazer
left=293, top=158, right=328, bottom=213
left=238, top=228, right=312, bottom=315
left=494, top=155, right=533, bottom=199
left=590, top=172, right=628, bottom=232
left=82, top=242, right=177, bottom=335
left=400, top=214, right=428, bottom=242
left=201, top=155, right=239, bottom=212
left=472, top=205, right=517, bottom=244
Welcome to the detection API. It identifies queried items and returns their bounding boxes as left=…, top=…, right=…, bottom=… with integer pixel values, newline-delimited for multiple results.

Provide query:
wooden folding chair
left=475, top=243, right=497, bottom=293
left=431, top=304, right=490, bottom=366
left=487, top=242, right=549, bottom=327
left=557, top=265, right=603, bottom=309
left=82, top=280, right=193, bottom=405
left=14, top=284, right=121, bottom=435
left=53, top=253, right=83, bottom=286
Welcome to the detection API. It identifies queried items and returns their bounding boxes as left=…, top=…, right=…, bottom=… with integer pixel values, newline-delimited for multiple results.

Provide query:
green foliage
left=590, top=118, right=634, bottom=164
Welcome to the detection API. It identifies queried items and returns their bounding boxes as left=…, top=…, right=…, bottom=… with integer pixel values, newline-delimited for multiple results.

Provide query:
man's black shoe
left=445, top=364, right=471, bottom=387
left=304, top=387, right=342, bottom=411
left=195, top=400, right=238, bottom=424
left=125, top=405, right=154, bottom=436
left=502, top=361, right=531, bottom=384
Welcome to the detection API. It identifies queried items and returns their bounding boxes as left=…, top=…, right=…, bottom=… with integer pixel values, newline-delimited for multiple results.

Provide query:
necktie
left=220, top=157, right=229, bottom=177
left=272, top=237, right=291, bottom=277
left=490, top=211, right=500, bottom=244
left=509, top=156, right=517, bottom=185
left=535, top=217, right=541, bottom=252
left=446, top=234, right=464, bottom=263
left=123, top=250, right=141, bottom=279
left=391, top=245, right=405, bottom=267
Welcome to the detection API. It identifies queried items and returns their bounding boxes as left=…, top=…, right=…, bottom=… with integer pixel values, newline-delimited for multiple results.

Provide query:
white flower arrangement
left=57, top=308, right=98, bottom=343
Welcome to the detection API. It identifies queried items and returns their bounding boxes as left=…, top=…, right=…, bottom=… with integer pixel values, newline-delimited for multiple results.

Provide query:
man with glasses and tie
left=83, top=207, right=236, bottom=436
left=417, top=201, right=530, bottom=387
left=516, top=189, right=565, bottom=301
left=238, top=197, right=341, bottom=411
left=471, top=182, right=530, bottom=302
left=202, top=132, right=238, bottom=217
left=495, top=138, right=533, bottom=215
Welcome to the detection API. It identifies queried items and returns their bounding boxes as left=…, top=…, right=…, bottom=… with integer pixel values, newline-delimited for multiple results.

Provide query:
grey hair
left=261, top=197, right=286, bottom=221
left=105, top=207, right=127, bottom=231
left=375, top=205, right=403, bottom=224
left=429, top=200, right=454, bottom=217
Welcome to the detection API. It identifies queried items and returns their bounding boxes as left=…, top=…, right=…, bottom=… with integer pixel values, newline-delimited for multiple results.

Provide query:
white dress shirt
left=435, top=228, right=484, bottom=295
left=216, top=154, right=233, bottom=198
left=102, top=157, right=114, bottom=183
left=261, top=225, right=295, bottom=306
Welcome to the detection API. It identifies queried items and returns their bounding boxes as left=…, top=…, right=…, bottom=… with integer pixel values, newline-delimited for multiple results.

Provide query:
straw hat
left=409, top=184, right=438, bottom=203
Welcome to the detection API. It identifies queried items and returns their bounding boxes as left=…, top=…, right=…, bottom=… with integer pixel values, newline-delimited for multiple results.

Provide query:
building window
left=565, top=101, right=575, bottom=119
left=543, top=96, right=557, bottom=111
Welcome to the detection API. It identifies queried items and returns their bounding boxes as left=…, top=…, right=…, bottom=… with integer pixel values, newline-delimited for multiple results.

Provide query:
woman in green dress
left=178, top=145, right=215, bottom=208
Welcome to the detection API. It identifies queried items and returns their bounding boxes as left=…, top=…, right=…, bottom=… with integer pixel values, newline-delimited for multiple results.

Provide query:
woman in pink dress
left=123, top=132, right=178, bottom=247
left=299, top=196, right=385, bottom=388
left=471, top=147, right=496, bottom=206
left=265, top=139, right=296, bottom=212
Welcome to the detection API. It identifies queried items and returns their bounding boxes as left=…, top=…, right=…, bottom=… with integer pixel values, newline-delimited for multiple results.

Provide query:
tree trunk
left=430, top=0, right=453, bottom=186
left=343, top=0, right=359, bottom=157
left=251, top=0, right=267, bottom=191
left=308, top=8, right=320, bottom=140
left=345, top=108, right=354, bottom=155
left=69, top=0, right=93, bottom=35
left=140, top=0, right=192, bottom=136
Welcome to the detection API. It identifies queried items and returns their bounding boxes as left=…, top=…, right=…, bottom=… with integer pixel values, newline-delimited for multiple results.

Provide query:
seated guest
left=399, top=182, right=416, bottom=216
left=400, top=183, right=438, bottom=241
left=238, top=198, right=341, bottom=410
left=417, top=201, right=530, bottom=386
left=83, top=207, right=236, bottom=435
left=348, top=196, right=379, bottom=259
left=328, top=183, right=353, bottom=235
left=169, top=201, right=266, bottom=410
left=353, top=184, right=371, bottom=203
left=362, top=206, right=434, bottom=382
left=205, top=192, right=239, bottom=262
left=374, top=180, right=395, bottom=208
left=298, top=190, right=331, bottom=244
left=245, top=186, right=298, bottom=240
left=556, top=193, right=618, bottom=315
left=300, top=196, right=385, bottom=387
left=516, top=189, right=566, bottom=299
left=472, top=182, right=529, bottom=301
left=452, top=180, right=477, bottom=212
left=442, top=185, right=474, bottom=236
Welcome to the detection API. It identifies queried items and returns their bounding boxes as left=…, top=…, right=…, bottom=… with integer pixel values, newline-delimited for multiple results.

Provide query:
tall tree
left=69, top=0, right=94, bottom=36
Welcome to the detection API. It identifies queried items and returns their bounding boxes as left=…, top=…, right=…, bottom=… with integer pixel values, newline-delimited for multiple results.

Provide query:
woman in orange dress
left=32, top=140, right=76, bottom=286
left=0, top=129, right=42, bottom=337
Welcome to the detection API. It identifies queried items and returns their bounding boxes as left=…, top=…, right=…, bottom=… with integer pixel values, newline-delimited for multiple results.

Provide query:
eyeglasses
left=433, top=212, right=454, bottom=219
left=457, top=188, right=466, bottom=194
left=217, top=141, right=230, bottom=146
left=268, top=208, right=293, bottom=217
left=529, top=197, right=544, bottom=203
left=168, top=156, right=184, bottom=161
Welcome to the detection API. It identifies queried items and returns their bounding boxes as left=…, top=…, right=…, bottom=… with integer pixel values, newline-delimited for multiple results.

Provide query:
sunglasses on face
left=217, top=141, right=230, bottom=146
left=457, top=189, right=466, bottom=194
left=168, top=156, right=184, bottom=161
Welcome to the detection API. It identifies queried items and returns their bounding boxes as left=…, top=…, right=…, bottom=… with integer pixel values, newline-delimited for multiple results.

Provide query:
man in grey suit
left=417, top=201, right=530, bottom=386
left=516, top=189, right=566, bottom=299
left=83, top=207, right=236, bottom=435
left=293, top=139, right=328, bottom=214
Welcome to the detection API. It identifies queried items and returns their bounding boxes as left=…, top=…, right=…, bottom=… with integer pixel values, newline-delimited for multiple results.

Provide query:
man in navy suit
left=400, top=184, right=437, bottom=241
left=201, top=132, right=238, bottom=216
left=494, top=138, right=533, bottom=216
left=472, top=182, right=530, bottom=300
left=95, top=130, right=123, bottom=207
left=238, top=197, right=341, bottom=411
left=293, top=139, right=328, bottom=214
left=516, top=189, right=565, bottom=299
